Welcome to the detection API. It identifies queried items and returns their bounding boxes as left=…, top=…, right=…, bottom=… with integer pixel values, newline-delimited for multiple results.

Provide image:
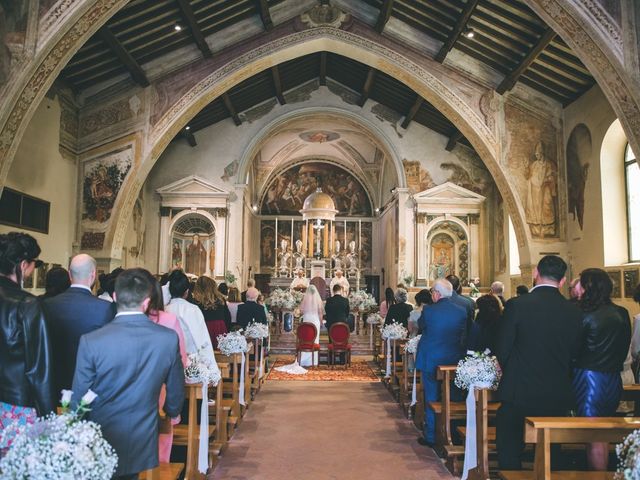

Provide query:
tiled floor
left=211, top=381, right=453, bottom=479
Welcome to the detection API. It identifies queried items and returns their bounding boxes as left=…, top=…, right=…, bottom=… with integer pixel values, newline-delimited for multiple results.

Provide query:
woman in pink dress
left=143, top=271, right=188, bottom=463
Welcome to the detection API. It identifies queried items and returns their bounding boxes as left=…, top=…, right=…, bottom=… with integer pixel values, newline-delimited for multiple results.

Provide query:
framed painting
left=624, top=269, right=639, bottom=298
left=607, top=270, right=622, bottom=298
left=35, top=262, right=48, bottom=289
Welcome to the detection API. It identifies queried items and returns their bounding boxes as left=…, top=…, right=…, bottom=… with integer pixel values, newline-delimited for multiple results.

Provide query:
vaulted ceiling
left=58, top=0, right=595, bottom=147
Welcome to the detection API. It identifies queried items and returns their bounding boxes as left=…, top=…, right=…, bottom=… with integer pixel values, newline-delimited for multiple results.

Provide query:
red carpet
left=267, top=356, right=378, bottom=382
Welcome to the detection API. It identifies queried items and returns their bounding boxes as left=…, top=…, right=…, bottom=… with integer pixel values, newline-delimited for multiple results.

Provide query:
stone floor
left=211, top=381, right=453, bottom=479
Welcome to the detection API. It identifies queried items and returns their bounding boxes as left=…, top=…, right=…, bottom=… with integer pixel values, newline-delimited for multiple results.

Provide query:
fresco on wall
left=566, top=124, right=592, bottom=230
left=260, top=221, right=276, bottom=269
left=260, top=162, right=371, bottom=216
left=0, top=1, right=29, bottom=85
left=495, top=194, right=507, bottom=274
left=403, top=160, right=435, bottom=193
left=505, top=103, right=559, bottom=238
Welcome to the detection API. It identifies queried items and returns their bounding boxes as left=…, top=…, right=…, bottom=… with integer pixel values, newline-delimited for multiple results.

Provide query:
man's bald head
left=69, top=254, right=97, bottom=287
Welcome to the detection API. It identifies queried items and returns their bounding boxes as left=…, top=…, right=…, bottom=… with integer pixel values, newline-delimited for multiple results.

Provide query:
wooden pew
left=399, top=345, right=416, bottom=417
left=209, top=362, right=230, bottom=452
left=388, top=339, right=406, bottom=399
left=248, top=337, right=266, bottom=397
left=214, top=352, right=242, bottom=433
left=621, top=384, right=640, bottom=415
left=499, top=417, right=640, bottom=480
left=140, top=463, right=184, bottom=480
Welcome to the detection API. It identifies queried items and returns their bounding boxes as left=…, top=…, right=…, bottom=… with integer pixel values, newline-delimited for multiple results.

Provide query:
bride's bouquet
left=617, top=430, right=640, bottom=479
left=454, top=349, right=502, bottom=390
left=0, top=390, right=118, bottom=479
left=380, top=321, right=408, bottom=340
left=404, top=334, right=421, bottom=354
left=217, top=331, right=249, bottom=355
left=244, top=321, right=269, bottom=339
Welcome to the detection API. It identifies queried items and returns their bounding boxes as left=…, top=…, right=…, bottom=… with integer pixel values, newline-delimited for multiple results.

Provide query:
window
left=0, top=188, right=50, bottom=234
left=625, top=144, right=640, bottom=262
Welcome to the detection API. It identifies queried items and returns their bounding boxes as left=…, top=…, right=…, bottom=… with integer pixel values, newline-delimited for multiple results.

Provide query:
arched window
left=625, top=143, right=640, bottom=262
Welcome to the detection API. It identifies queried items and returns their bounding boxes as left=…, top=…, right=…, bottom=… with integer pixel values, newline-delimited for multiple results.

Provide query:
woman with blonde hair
left=227, top=287, right=243, bottom=327
left=192, top=276, right=231, bottom=349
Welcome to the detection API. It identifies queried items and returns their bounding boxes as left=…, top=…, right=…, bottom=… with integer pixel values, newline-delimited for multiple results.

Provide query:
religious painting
left=36, top=262, right=48, bottom=289
left=566, top=124, right=592, bottom=230
left=360, top=221, right=373, bottom=270
left=494, top=194, right=507, bottom=274
left=0, top=1, right=29, bottom=85
left=260, top=162, right=371, bottom=216
left=185, top=234, right=207, bottom=276
left=403, top=160, right=435, bottom=194
left=23, top=269, right=33, bottom=289
left=260, top=220, right=275, bottom=269
left=505, top=102, right=559, bottom=238
left=607, top=270, right=622, bottom=298
left=299, top=131, right=340, bottom=143
left=447, top=148, right=493, bottom=195
left=624, top=269, right=639, bottom=298
left=171, top=237, right=183, bottom=269
left=429, top=233, right=454, bottom=280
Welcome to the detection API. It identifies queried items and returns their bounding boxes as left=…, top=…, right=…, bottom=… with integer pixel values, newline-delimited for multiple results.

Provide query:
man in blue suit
left=415, top=278, right=467, bottom=447
left=44, top=254, right=116, bottom=393
left=446, top=274, right=475, bottom=336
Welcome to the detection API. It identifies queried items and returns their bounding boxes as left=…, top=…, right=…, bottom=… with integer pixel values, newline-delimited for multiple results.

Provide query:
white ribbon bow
left=198, top=382, right=209, bottom=474
left=410, top=352, right=417, bottom=406
left=239, top=351, right=246, bottom=406
left=385, top=338, right=392, bottom=378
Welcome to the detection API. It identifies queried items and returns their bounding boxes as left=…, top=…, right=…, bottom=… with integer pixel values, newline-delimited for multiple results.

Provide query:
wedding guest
left=384, top=288, right=413, bottom=328
left=72, top=268, right=185, bottom=479
left=573, top=268, right=631, bottom=470
left=218, top=282, right=229, bottom=298
left=166, top=271, right=215, bottom=365
left=569, top=277, right=581, bottom=302
left=379, top=287, right=395, bottom=318
left=490, top=281, right=506, bottom=306
left=241, top=278, right=255, bottom=302
left=44, top=254, right=116, bottom=392
left=141, top=270, right=187, bottom=464
left=447, top=274, right=475, bottom=332
left=467, top=294, right=502, bottom=353
left=0, top=232, right=54, bottom=442
left=408, top=289, right=432, bottom=336
left=415, top=279, right=467, bottom=447
left=227, top=287, right=243, bottom=326
left=496, top=255, right=582, bottom=470
left=40, top=266, right=71, bottom=299
left=236, top=287, right=267, bottom=329
left=629, top=284, right=640, bottom=378
left=515, top=285, right=529, bottom=296
left=325, top=283, right=351, bottom=332
left=193, top=276, right=231, bottom=349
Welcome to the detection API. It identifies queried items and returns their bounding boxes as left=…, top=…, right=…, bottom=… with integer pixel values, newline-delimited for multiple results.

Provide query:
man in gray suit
left=72, top=268, right=184, bottom=479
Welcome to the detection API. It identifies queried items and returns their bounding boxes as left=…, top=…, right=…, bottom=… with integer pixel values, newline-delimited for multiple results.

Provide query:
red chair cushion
left=329, top=323, right=350, bottom=346
left=297, top=323, right=318, bottom=343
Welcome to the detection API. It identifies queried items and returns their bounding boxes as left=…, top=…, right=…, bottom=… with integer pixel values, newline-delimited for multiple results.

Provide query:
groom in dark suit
left=72, top=268, right=184, bottom=479
left=496, top=255, right=582, bottom=470
left=324, top=284, right=351, bottom=332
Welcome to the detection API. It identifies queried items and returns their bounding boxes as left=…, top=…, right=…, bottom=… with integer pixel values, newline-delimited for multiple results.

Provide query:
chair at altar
left=296, top=322, right=320, bottom=367
left=310, top=276, right=328, bottom=300
left=327, top=322, right=351, bottom=369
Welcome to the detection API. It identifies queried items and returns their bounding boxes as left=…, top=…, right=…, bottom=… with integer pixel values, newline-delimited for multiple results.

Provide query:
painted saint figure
left=525, top=141, right=557, bottom=237
left=185, top=234, right=207, bottom=276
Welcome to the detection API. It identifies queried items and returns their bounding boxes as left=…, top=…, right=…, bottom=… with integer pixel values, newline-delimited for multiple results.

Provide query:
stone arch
left=109, top=28, right=533, bottom=266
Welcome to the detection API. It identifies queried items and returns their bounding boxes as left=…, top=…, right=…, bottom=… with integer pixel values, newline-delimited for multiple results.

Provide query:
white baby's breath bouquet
left=266, top=288, right=300, bottom=311
left=0, top=390, right=118, bottom=479
left=380, top=321, right=408, bottom=340
left=244, top=321, right=269, bottom=339
left=217, top=330, right=249, bottom=355
left=404, top=335, right=422, bottom=354
left=366, top=312, right=383, bottom=325
left=185, top=351, right=221, bottom=386
left=617, top=430, right=640, bottom=479
left=454, top=349, right=502, bottom=390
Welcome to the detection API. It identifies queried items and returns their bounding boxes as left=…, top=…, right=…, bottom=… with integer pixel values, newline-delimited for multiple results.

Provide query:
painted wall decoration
left=260, top=162, right=371, bottom=216
left=0, top=1, right=29, bottom=85
left=495, top=194, right=507, bottom=274
left=299, top=130, right=340, bottom=143
left=624, top=269, right=639, bottom=298
left=429, top=233, right=454, bottom=280
left=403, top=159, right=435, bottom=193
left=505, top=102, right=560, bottom=238
left=566, top=124, right=592, bottom=230
left=608, top=270, right=622, bottom=298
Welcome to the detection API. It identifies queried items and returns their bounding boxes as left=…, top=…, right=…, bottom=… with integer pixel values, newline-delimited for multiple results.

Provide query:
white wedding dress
left=299, top=313, right=320, bottom=367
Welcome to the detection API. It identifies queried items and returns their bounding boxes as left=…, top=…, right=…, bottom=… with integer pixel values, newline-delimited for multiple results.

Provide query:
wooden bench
left=621, top=384, right=640, bottom=415
left=499, top=417, right=640, bottom=480
left=140, top=463, right=184, bottom=480
left=214, top=351, right=243, bottom=432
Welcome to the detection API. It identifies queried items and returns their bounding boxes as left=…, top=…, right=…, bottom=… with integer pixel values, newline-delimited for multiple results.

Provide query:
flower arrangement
left=224, top=270, right=237, bottom=286
left=0, top=390, right=118, bottom=479
left=468, top=282, right=480, bottom=298
left=617, top=430, right=640, bottom=479
left=404, top=335, right=422, bottom=354
left=349, top=290, right=378, bottom=313
left=366, top=312, right=383, bottom=325
left=244, top=321, right=269, bottom=339
left=454, top=349, right=502, bottom=390
left=266, top=288, right=299, bottom=311
left=380, top=321, right=408, bottom=340
left=217, top=331, right=249, bottom=355
left=400, top=270, right=414, bottom=287
left=184, top=351, right=221, bottom=386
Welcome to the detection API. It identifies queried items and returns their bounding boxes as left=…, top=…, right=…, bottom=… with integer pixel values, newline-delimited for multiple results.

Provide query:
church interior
left=1, top=0, right=640, bottom=478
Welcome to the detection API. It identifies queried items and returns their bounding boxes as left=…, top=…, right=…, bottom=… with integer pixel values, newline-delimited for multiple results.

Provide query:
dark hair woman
left=408, top=289, right=433, bottom=336
left=0, top=232, right=54, bottom=446
left=192, top=276, right=231, bottom=349
left=574, top=268, right=631, bottom=470
left=41, top=266, right=71, bottom=299
left=467, top=294, right=502, bottom=353
left=379, top=287, right=396, bottom=318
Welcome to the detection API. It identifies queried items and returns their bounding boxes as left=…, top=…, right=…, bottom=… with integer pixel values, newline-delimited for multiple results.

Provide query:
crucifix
left=312, top=219, right=324, bottom=258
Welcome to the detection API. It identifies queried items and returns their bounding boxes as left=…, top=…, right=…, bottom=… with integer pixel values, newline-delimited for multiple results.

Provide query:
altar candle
left=331, top=222, right=335, bottom=255
left=302, top=220, right=307, bottom=254
left=308, top=222, right=314, bottom=256
left=344, top=220, right=347, bottom=245
left=359, top=219, right=362, bottom=252
left=274, top=217, right=278, bottom=268
left=323, top=221, right=329, bottom=257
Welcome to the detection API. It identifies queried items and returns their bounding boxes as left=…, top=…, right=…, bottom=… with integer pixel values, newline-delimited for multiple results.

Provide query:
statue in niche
left=209, top=240, right=215, bottom=276
left=278, top=239, right=291, bottom=277
left=346, top=240, right=359, bottom=276
left=185, top=234, right=207, bottom=276
left=332, top=240, right=343, bottom=271
left=294, top=239, right=305, bottom=271
left=172, top=239, right=182, bottom=268
left=525, top=141, right=557, bottom=237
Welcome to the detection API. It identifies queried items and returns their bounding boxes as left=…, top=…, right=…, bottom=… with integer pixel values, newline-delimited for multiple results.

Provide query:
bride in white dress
left=275, top=285, right=324, bottom=374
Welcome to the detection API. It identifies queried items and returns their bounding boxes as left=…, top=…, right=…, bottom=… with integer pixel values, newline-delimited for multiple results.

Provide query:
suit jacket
left=415, top=298, right=467, bottom=374
left=496, top=286, right=582, bottom=410
left=384, top=302, right=414, bottom=329
left=43, top=286, right=115, bottom=392
left=72, top=313, right=184, bottom=476
left=450, top=291, right=475, bottom=334
left=324, top=294, right=350, bottom=331
left=236, top=301, right=267, bottom=329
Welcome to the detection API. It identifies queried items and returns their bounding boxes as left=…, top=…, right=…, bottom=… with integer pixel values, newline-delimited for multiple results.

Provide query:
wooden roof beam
left=176, top=0, right=212, bottom=58
left=256, top=0, right=273, bottom=31
left=271, top=65, right=286, bottom=105
left=319, top=52, right=327, bottom=86
left=183, top=129, right=197, bottom=147
left=496, top=27, right=556, bottom=94
left=401, top=95, right=423, bottom=129
left=222, top=93, right=242, bottom=126
left=358, top=68, right=377, bottom=107
left=375, top=0, right=395, bottom=33
left=435, top=0, right=480, bottom=63
left=446, top=130, right=463, bottom=151
left=97, top=26, right=149, bottom=87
